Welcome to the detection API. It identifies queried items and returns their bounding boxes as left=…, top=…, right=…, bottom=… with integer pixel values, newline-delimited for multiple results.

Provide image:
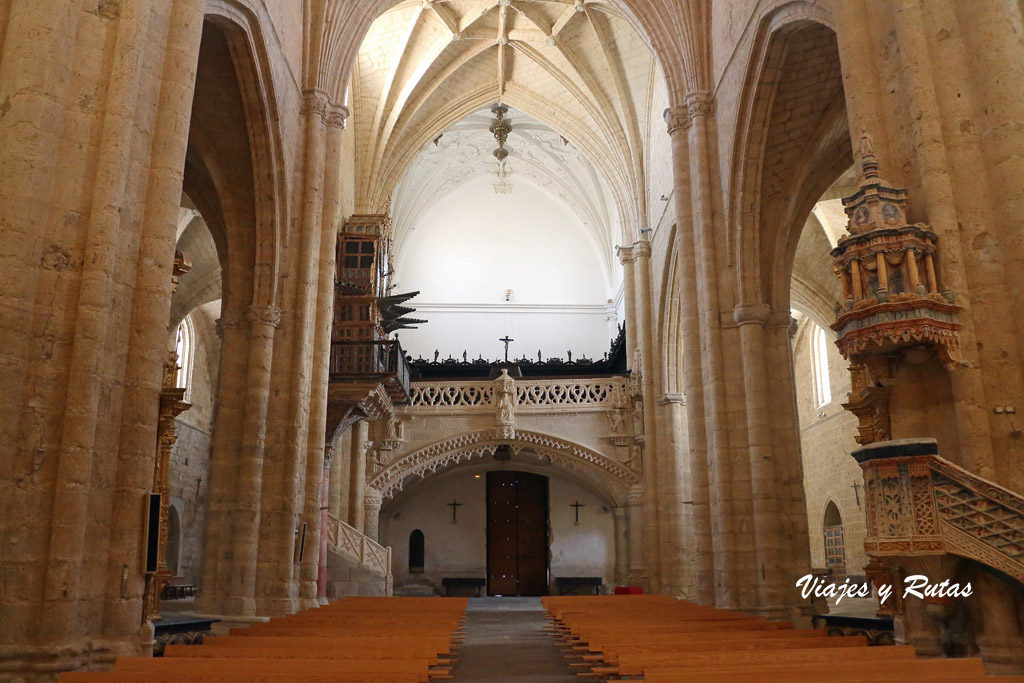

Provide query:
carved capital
left=732, top=302, right=771, bottom=326
left=618, top=246, right=636, bottom=265
left=363, top=486, right=384, bottom=509
left=627, top=484, right=644, bottom=506
left=325, top=103, right=350, bottom=129
left=247, top=305, right=282, bottom=328
left=300, top=88, right=330, bottom=119
left=664, top=105, right=691, bottom=135
left=631, top=239, right=652, bottom=259
left=685, top=91, right=716, bottom=119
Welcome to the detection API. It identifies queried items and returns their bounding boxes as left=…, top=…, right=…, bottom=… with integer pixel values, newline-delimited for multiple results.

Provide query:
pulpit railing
left=329, top=340, right=410, bottom=401
left=326, top=513, right=393, bottom=581
left=854, top=438, right=1024, bottom=584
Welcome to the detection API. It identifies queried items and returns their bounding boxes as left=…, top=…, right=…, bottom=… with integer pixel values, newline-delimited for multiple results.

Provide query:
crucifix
left=851, top=481, right=862, bottom=508
left=499, top=336, right=514, bottom=362
left=447, top=499, right=463, bottom=524
left=570, top=500, right=585, bottom=525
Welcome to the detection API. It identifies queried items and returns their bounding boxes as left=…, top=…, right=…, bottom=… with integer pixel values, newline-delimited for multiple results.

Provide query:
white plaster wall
left=381, top=468, right=616, bottom=592
left=394, top=176, right=620, bottom=360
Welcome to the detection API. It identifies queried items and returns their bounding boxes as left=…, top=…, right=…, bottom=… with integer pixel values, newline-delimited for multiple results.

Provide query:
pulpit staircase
left=856, top=438, right=1024, bottom=587
left=855, top=438, right=1024, bottom=673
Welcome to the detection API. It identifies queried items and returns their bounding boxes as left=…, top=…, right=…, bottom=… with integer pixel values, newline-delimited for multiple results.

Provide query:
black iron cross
left=499, top=336, right=514, bottom=362
left=851, top=481, right=862, bottom=508
left=570, top=500, right=585, bottom=525
left=448, top=499, right=463, bottom=524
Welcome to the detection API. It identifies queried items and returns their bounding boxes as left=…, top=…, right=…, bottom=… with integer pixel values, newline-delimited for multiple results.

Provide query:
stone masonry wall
left=793, top=319, right=866, bottom=576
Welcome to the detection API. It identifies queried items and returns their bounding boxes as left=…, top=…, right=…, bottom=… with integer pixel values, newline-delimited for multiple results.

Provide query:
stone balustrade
left=407, top=377, right=629, bottom=412
left=326, top=513, right=393, bottom=588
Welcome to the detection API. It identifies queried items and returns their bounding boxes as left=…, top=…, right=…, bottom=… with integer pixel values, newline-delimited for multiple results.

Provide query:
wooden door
left=486, top=471, right=549, bottom=596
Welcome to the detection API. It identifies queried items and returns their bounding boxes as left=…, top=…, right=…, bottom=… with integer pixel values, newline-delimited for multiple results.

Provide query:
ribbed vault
left=351, top=0, right=665, bottom=241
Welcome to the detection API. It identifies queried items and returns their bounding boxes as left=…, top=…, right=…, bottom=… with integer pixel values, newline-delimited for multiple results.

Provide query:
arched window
left=823, top=500, right=846, bottom=577
left=408, top=530, right=425, bottom=574
left=175, top=315, right=195, bottom=400
left=812, top=324, right=831, bottom=407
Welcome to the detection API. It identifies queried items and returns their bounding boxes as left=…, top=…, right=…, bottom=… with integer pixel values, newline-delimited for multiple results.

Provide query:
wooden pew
left=114, top=656, right=435, bottom=681
left=59, top=597, right=466, bottom=683
left=541, top=595, right=1020, bottom=682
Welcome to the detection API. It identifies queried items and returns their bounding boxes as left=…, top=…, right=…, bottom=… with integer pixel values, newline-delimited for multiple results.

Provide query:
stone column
left=298, top=96, right=348, bottom=608
left=363, top=487, right=383, bottom=543
left=685, top=90, right=740, bottom=608
left=733, top=303, right=787, bottom=618
left=973, top=572, right=1024, bottom=674
left=199, top=311, right=250, bottom=615
left=664, top=105, right=714, bottom=605
left=316, top=449, right=332, bottom=605
left=330, top=429, right=351, bottom=521
left=224, top=304, right=281, bottom=617
left=349, top=420, right=370, bottom=533
left=0, top=0, right=206, bottom=672
left=632, top=238, right=669, bottom=594
left=101, top=0, right=206, bottom=649
left=626, top=485, right=646, bottom=586
left=889, top=0, right=995, bottom=480
left=619, top=245, right=661, bottom=591
left=656, top=393, right=691, bottom=597
left=612, top=507, right=629, bottom=586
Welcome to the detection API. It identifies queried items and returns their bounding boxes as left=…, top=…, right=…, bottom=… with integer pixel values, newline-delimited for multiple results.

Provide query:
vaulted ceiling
left=351, top=0, right=665, bottom=240
left=391, top=106, right=619, bottom=278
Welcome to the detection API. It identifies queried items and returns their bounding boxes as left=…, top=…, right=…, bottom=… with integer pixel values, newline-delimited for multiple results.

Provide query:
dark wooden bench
left=812, top=613, right=895, bottom=646
left=441, top=578, right=486, bottom=597
left=555, top=577, right=602, bottom=595
left=161, top=582, right=198, bottom=600
left=152, top=615, right=220, bottom=656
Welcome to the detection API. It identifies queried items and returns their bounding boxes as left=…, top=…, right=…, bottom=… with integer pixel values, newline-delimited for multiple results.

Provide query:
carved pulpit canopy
left=830, top=134, right=961, bottom=445
left=830, top=134, right=961, bottom=362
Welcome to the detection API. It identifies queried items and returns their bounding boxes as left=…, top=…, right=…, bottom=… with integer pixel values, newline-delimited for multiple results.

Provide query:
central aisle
left=449, top=597, right=579, bottom=682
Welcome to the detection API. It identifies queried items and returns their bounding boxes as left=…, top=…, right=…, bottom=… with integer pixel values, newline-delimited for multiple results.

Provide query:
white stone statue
left=494, top=369, right=516, bottom=438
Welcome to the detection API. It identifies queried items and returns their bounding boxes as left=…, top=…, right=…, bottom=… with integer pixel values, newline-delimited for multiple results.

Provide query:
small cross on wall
left=570, top=500, right=585, bottom=525
left=448, top=499, right=463, bottom=524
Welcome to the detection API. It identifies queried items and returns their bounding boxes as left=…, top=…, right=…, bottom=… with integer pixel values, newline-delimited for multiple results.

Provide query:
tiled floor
left=450, top=597, right=578, bottom=683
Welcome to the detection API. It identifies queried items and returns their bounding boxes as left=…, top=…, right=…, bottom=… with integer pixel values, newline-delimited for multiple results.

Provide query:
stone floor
left=450, top=597, right=578, bottom=682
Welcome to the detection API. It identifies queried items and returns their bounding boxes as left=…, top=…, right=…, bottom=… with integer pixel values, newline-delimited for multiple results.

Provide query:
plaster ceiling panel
left=392, top=106, right=619, bottom=280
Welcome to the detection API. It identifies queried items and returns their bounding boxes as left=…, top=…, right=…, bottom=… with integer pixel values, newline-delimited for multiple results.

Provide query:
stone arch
left=408, top=529, right=425, bottom=574
left=369, top=429, right=639, bottom=506
left=187, top=3, right=286, bottom=311
left=658, top=223, right=684, bottom=394
left=822, top=499, right=843, bottom=527
left=167, top=503, right=184, bottom=575
left=729, top=2, right=851, bottom=311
